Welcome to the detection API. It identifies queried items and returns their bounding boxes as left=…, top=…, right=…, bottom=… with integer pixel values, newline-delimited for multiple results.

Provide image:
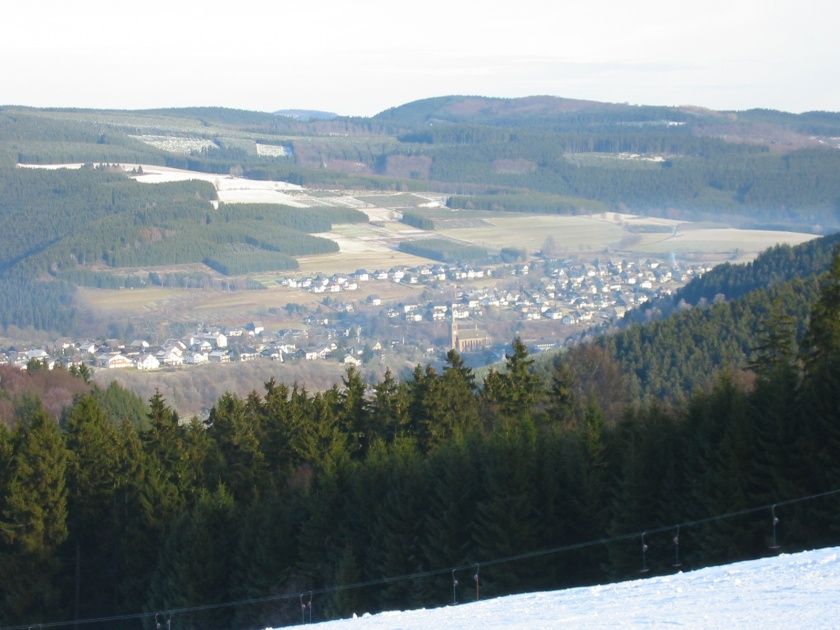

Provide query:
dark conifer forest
left=1, top=248, right=839, bottom=628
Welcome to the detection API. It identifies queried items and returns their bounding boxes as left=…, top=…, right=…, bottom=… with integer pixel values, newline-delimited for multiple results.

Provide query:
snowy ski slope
left=286, top=546, right=840, bottom=629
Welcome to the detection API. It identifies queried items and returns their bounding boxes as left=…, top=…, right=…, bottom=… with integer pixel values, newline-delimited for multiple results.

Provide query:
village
left=0, top=254, right=712, bottom=374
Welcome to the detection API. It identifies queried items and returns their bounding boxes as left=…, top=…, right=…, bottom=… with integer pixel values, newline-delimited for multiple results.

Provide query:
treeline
left=1, top=252, right=839, bottom=627
left=398, top=238, right=490, bottom=263
left=204, top=246, right=299, bottom=275
left=398, top=124, right=757, bottom=158
left=447, top=192, right=606, bottom=214
left=400, top=211, right=436, bottom=230
left=215, top=203, right=367, bottom=231
left=103, top=222, right=338, bottom=270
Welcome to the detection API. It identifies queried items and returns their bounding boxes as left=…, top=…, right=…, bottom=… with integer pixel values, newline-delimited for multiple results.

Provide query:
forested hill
left=374, top=95, right=840, bottom=136
left=670, top=232, right=840, bottom=307
left=595, top=276, right=821, bottom=400
left=373, top=94, right=705, bottom=127
left=5, top=98, right=840, bottom=228
left=1, top=252, right=839, bottom=628
left=0, top=165, right=366, bottom=333
left=568, top=233, right=840, bottom=400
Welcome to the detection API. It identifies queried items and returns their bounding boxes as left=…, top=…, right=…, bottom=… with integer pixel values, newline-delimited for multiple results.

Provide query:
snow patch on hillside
left=288, top=547, right=840, bottom=629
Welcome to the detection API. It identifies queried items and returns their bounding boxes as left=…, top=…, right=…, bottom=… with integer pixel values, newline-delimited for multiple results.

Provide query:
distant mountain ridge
left=373, top=94, right=693, bottom=126
left=372, top=94, right=840, bottom=136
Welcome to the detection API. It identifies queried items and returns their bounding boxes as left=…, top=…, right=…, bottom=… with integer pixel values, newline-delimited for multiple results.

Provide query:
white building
left=136, top=354, right=160, bottom=371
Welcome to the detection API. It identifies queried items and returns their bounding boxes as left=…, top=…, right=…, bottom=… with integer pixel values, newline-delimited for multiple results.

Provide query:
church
left=450, top=319, right=491, bottom=353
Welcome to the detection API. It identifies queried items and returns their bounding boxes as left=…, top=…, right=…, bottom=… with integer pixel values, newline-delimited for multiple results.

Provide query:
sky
left=3, top=0, right=838, bottom=116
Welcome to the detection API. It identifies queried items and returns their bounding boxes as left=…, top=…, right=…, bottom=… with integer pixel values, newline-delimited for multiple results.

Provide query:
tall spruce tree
left=146, top=486, right=236, bottom=629
left=64, top=394, right=128, bottom=619
left=338, top=367, right=373, bottom=458
left=369, top=368, right=411, bottom=443
left=797, top=249, right=840, bottom=540
left=206, top=393, right=267, bottom=504
left=420, top=437, right=483, bottom=604
left=0, top=398, right=69, bottom=623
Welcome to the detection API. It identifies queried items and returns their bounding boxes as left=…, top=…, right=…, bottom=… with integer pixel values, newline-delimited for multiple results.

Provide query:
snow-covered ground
left=290, top=546, right=840, bottom=629
left=17, top=163, right=306, bottom=205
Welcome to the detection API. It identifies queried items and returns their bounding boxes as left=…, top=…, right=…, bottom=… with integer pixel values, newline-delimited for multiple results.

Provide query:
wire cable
left=4, top=486, right=840, bottom=630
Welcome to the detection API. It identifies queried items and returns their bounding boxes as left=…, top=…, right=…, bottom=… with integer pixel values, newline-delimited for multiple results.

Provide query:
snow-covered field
left=128, top=134, right=216, bottom=153
left=17, top=163, right=306, bottom=205
left=292, top=546, right=840, bottom=629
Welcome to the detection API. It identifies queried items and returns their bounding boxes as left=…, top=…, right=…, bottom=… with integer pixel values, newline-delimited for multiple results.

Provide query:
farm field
left=437, top=213, right=818, bottom=262
left=437, top=215, right=625, bottom=253
left=296, top=222, right=431, bottom=273
left=633, top=227, right=817, bottom=258
left=77, top=279, right=424, bottom=327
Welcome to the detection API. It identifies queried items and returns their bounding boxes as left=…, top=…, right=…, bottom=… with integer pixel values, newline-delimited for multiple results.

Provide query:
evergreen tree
left=206, top=393, right=267, bottom=504
left=327, top=544, right=363, bottom=619
left=407, top=364, right=437, bottom=448
left=797, top=249, right=840, bottom=539
left=369, top=368, right=411, bottom=443
left=146, top=486, right=236, bottom=629
left=472, top=428, right=540, bottom=596
left=437, top=349, right=481, bottom=441
left=481, top=339, right=542, bottom=438
left=0, top=399, right=69, bottom=623
left=64, top=394, right=128, bottom=619
left=338, top=367, right=373, bottom=458
left=747, top=303, right=804, bottom=506
left=229, top=495, right=305, bottom=629
left=545, top=355, right=577, bottom=429
left=420, top=437, right=483, bottom=604
left=369, top=441, right=427, bottom=610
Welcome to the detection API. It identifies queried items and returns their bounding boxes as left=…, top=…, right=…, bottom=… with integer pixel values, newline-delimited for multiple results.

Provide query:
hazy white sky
left=3, top=0, right=837, bottom=115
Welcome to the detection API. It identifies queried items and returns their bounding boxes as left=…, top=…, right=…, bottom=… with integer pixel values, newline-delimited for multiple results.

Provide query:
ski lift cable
left=5, top=486, right=840, bottom=630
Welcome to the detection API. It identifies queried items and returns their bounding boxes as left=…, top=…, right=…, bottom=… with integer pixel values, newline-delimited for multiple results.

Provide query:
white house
left=97, top=353, right=134, bottom=369
left=186, top=351, right=208, bottom=365
left=26, top=349, right=50, bottom=362
left=136, top=354, right=160, bottom=371
left=160, top=345, right=184, bottom=367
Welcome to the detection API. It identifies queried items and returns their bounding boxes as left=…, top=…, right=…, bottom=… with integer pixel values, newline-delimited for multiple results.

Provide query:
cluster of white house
left=1, top=256, right=710, bottom=374
left=0, top=319, right=382, bottom=373
left=276, top=262, right=494, bottom=296
left=382, top=258, right=710, bottom=326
